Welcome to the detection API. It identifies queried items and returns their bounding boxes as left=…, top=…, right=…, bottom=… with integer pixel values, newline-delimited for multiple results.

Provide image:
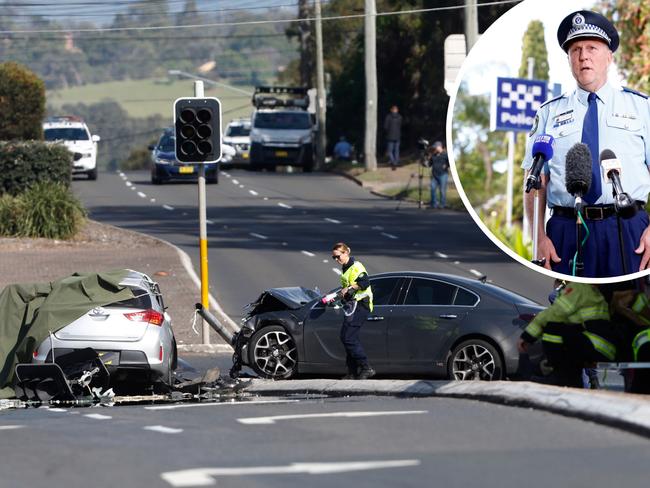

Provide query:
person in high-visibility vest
left=610, top=283, right=650, bottom=393
left=518, top=282, right=619, bottom=387
left=329, top=242, right=375, bottom=380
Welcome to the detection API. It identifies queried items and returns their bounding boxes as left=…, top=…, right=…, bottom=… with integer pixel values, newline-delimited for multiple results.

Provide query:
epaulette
left=540, top=94, right=565, bottom=108
left=622, top=87, right=649, bottom=99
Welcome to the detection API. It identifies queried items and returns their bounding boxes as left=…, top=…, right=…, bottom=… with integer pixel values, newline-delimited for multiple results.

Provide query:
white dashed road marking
left=137, top=192, right=146, bottom=198
left=145, top=399, right=299, bottom=411
left=469, top=269, right=483, bottom=277
left=278, top=202, right=292, bottom=209
left=249, top=190, right=259, bottom=196
left=332, top=268, right=342, bottom=275
left=0, top=425, right=24, bottom=430
left=435, top=252, right=448, bottom=259
left=143, top=425, right=184, bottom=434
left=125, top=181, right=133, bottom=187
left=163, top=205, right=175, bottom=211
left=301, top=251, right=315, bottom=257
left=238, top=410, right=428, bottom=425
left=250, top=233, right=268, bottom=240
left=381, top=232, right=398, bottom=240
left=206, top=219, right=215, bottom=225
left=325, top=218, right=341, bottom=224
left=232, top=179, right=239, bottom=185
left=84, top=413, right=112, bottom=420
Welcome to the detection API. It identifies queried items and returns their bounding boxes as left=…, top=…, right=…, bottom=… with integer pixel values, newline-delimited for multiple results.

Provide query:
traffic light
left=173, top=97, right=222, bottom=163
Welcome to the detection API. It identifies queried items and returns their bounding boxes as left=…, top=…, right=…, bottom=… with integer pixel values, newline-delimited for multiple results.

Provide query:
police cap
left=557, top=10, right=619, bottom=53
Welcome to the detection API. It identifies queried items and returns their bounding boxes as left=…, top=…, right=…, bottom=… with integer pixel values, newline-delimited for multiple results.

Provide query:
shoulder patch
left=623, top=87, right=649, bottom=99
left=540, top=94, right=565, bottom=109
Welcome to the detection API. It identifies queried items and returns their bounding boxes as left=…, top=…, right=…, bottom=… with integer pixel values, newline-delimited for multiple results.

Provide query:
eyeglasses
left=331, top=254, right=343, bottom=260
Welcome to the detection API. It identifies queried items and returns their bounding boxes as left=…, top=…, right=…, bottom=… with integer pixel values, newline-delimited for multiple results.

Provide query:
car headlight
left=155, top=156, right=174, bottom=165
left=299, top=135, right=312, bottom=145
left=250, top=131, right=269, bottom=144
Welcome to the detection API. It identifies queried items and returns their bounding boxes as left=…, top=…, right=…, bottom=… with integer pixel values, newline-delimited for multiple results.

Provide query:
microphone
left=600, top=149, right=637, bottom=219
left=525, top=134, right=555, bottom=193
left=565, top=142, right=592, bottom=212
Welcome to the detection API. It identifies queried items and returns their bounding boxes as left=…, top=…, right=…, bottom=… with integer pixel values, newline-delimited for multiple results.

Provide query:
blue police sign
left=491, top=77, right=547, bottom=132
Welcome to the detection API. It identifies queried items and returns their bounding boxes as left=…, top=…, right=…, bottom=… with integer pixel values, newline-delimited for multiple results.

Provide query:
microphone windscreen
left=532, top=134, right=555, bottom=161
left=565, top=143, right=592, bottom=197
left=599, top=149, right=616, bottom=162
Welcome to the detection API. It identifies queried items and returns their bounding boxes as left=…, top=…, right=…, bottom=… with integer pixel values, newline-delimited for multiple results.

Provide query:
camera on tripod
left=417, top=138, right=433, bottom=168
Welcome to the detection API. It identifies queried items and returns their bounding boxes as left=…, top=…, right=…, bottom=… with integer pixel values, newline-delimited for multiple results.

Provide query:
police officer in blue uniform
left=523, top=10, right=650, bottom=278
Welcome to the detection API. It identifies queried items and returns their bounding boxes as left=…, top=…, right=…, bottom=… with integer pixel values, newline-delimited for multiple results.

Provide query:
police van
left=249, top=86, right=315, bottom=172
left=43, top=116, right=101, bottom=180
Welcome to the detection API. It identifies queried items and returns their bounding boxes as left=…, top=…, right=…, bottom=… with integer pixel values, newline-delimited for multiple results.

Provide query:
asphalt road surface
left=72, top=169, right=552, bottom=322
left=1, top=391, right=649, bottom=488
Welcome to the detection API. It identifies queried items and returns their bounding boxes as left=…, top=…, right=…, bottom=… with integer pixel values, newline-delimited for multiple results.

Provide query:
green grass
left=47, top=78, right=254, bottom=125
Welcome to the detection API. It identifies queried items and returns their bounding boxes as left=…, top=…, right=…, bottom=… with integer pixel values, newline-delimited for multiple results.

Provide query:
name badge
left=552, top=110, right=574, bottom=128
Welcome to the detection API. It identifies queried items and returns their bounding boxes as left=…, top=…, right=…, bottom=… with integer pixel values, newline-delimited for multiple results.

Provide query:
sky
left=462, top=0, right=621, bottom=96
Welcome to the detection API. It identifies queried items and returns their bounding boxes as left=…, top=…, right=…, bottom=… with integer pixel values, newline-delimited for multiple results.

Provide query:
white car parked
left=43, top=116, right=100, bottom=180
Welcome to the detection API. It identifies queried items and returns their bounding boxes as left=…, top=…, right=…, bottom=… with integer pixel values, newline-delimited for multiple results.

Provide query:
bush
left=122, top=145, right=153, bottom=171
left=0, top=141, right=72, bottom=196
left=0, top=181, right=86, bottom=239
left=0, top=62, right=46, bottom=140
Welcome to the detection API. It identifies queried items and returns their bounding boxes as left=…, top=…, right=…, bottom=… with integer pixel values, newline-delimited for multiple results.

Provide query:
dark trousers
left=546, top=210, right=649, bottom=277
left=542, top=322, right=612, bottom=388
left=340, top=302, right=370, bottom=373
left=629, top=330, right=650, bottom=394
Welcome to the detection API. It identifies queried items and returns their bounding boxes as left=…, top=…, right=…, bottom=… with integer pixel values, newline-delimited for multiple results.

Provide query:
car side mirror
left=92, top=135, right=101, bottom=142
left=148, top=145, right=155, bottom=151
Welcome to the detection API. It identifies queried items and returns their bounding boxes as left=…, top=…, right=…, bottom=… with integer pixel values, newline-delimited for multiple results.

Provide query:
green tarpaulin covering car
left=0, top=270, right=134, bottom=399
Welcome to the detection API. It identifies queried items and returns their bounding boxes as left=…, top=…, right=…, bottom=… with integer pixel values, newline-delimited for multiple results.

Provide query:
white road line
left=325, top=218, right=341, bottom=224
left=163, top=205, right=175, bottom=211
left=281, top=242, right=288, bottom=246
left=232, top=179, right=239, bottom=185
left=371, top=225, right=384, bottom=230
left=332, top=268, right=342, bottom=275
left=250, top=233, right=268, bottom=240
left=301, top=250, right=315, bottom=257
left=249, top=190, right=259, bottom=196
left=238, top=410, right=428, bottom=425
left=160, top=460, right=420, bottom=487
left=137, top=192, right=146, bottom=198
left=143, top=425, right=184, bottom=434
left=454, top=261, right=461, bottom=265
left=263, top=197, right=269, bottom=201
left=131, top=186, right=136, bottom=190
left=322, top=259, right=328, bottom=263
left=381, top=232, right=398, bottom=240
left=206, top=219, right=215, bottom=225
left=125, top=181, right=132, bottom=187
left=0, top=425, right=24, bottom=430
left=469, top=269, right=483, bottom=277
left=47, top=408, right=67, bottom=413
left=278, top=202, right=292, bottom=209
left=84, top=413, right=112, bottom=420
left=145, top=399, right=299, bottom=411
left=150, top=198, right=156, bottom=203
left=434, top=252, right=448, bottom=259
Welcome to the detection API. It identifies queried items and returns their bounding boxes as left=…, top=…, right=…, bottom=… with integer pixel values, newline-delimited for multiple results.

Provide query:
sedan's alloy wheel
left=251, top=328, right=297, bottom=378
left=451, top=343, right=497, bottom=380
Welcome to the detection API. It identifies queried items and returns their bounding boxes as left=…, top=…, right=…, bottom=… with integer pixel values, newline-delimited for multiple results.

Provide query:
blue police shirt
left=522, top=81, right=650, bottom=208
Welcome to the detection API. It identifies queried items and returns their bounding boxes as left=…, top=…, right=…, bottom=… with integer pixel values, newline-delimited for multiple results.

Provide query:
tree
left=602, top=1, right=650, bottom=93
left=0, top=62, right=45, bottom=140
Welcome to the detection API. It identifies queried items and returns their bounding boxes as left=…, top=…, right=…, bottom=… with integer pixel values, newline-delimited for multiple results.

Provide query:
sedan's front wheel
left=448, top=339, right=503, bottom=381
left=248, top=325, right=297, bottom=379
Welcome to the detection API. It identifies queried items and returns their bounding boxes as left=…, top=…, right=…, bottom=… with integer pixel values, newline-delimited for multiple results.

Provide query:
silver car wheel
left=251, top=328, right=297, bottom=378
left=451, top=343, right=497, bottom=381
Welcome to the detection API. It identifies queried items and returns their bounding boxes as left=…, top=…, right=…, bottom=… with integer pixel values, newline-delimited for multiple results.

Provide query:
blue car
left=149, top=128, right=219, bottom=184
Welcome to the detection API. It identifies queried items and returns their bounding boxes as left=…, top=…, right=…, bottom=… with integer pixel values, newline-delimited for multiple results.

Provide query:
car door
left=386, top=277, right=478, bottom=369
left=301, top=277, right=404, bottom=368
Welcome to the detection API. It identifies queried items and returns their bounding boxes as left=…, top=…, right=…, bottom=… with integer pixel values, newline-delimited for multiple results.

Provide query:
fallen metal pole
left=195, top=303, right=235, bottom=345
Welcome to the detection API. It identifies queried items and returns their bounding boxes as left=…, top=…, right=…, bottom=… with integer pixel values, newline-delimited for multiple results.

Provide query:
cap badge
left=572, top=13, right=585, bottom=27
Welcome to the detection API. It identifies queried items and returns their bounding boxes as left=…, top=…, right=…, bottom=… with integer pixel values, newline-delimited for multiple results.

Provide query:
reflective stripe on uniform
left=631, top=294, right=650, bottom=326
left=542, top=333, right=563, bottom=344
left=575, top=305, right=609, bottom=323
left=525, top=321, right=543, bottom=339
left=632, top=329, right=650, bottom=361
left=583, top=331, right=616, bottom=361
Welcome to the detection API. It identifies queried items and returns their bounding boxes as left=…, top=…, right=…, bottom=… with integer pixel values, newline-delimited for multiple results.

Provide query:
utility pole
left=314, top=0, right=326, bottom=170
left=298, top=0, right=312, bottom=86
left=464, top=0, right=479, bottom=53
left=364, top=0, right=377, bottom=171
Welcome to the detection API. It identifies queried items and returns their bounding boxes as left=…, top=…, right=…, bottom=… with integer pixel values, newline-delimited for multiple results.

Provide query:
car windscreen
left=226, top=125, right=251, bottom=137
left=105, top=287, right=153, bottom=309
left=157, top=134, right=175, bottom=152
left=254, top=112, right=311, bottom=130
left=44, top=128, right=89, bottom=141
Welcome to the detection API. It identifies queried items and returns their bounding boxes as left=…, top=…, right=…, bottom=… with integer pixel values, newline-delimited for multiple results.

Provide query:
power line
left=0, top=0, right=522, bottom=34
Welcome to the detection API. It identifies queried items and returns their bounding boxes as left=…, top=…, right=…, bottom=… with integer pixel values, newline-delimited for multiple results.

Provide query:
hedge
left=0, top=141, right=72, bottom=196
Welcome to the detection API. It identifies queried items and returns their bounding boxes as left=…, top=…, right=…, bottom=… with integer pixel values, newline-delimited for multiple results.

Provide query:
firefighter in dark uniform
left=518, top=282, right=618, bottom=387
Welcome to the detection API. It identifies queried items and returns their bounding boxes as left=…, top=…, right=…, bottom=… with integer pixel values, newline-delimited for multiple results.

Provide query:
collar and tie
left=582, top=92, right=601, bottom=204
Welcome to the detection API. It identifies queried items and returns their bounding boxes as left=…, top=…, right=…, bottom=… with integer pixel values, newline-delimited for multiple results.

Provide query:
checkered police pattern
left=493, top=77, right=548, bottom=132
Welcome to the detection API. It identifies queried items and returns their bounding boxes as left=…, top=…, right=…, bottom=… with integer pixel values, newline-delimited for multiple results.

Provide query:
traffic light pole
left=194, top=80, right=210, bottom=345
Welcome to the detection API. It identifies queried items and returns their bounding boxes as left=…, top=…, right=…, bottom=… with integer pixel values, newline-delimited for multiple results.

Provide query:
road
left=72, top=169, right=552, bottom=322
left=1, top=387, right=649, bottom=488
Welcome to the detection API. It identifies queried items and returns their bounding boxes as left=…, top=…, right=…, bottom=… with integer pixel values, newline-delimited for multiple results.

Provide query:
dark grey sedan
left=236, top=272, right=545, bottom=381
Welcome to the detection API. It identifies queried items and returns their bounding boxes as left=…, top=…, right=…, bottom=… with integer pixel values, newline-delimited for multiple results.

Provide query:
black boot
left=341, top=366, right=357, bottom=380
left=356, top=365, right=376, bottom=380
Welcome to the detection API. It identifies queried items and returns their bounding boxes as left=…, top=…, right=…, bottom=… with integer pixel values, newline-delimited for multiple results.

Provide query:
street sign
left=491, top=77, right=547, bottom=132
